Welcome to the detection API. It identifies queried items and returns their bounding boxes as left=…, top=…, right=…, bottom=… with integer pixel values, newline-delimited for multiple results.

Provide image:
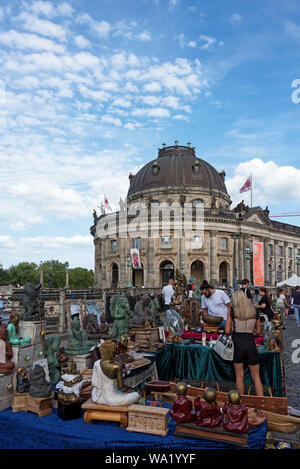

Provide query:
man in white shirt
left=201, top=282, right=231, bottom=328
left=162, top=279, right=174, bottom=311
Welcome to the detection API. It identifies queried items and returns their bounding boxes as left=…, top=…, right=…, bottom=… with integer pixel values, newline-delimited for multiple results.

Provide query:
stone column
left=233, top=236, right=239, bottom=285
left=238, top=236, right=245, bottom=282
left=65, top=268, right=69, bottom=289
left=209, top=230, right=218, bottom=285
left=284, top=241, right=289, bottom=280
left=243, top=236, right=250, bottom=282
left=146, top=236, right=156, bottom=287
left=39, top=263, right=43, bottom=286
left=274, top=240, right=278, bottom=284
left=119, top=237, right=127, bottom=288
left=263, top=238, right=269, bottom=286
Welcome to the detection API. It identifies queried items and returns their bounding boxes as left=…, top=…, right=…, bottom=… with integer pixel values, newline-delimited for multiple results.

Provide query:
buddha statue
left=16, top=367, right=30, bottom=393
left=131, top=294, right=154, bottom=329
left=56, top=347, right=68, bottom=368
left=118, top=334, right=128, bottom=354
left=7, top=314, right=31, bottom=346
left=20, top=282, right=45, bottom=321
left=110, top=294, right=133, bottom=341
left=194, top=388, right=222, bottom=427
left=0, top=324, right=15, bottom=375
left=28, top=364, right=52, bottom=398
left=222, top=390, right=249, bottom=434
left=65, top=316, right=97, bottom=355
left=170, top=382, right=194, bottom=423
left=91, top=340, right=139, bottom=406
left=56, top=358, right=83, bottom=402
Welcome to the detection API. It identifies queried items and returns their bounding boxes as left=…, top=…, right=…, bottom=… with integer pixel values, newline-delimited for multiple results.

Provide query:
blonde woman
left=225, top=290, right=263, bottom=396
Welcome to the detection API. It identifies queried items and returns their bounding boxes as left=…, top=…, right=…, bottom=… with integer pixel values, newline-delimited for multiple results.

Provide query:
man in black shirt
left=241, top=279, right=253, bottom=303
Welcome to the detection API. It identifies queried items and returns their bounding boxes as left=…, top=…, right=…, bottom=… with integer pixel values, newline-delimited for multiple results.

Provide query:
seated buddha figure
left=131, top=294, right=154, bottom=329
left=222, top=390, right=249, bottom=434
left=194, top=388, right=222, bottom=427
left=65, top=316, right=97, bottom=355
left=91, top=340, right=139, bottom=406
left=28, top=364, right=52, bottom=398
left=0, top=325, right=15, bottom=375
left=7, top=314, right=31, bottom=347
left=170, top=382, right=194, bottom=423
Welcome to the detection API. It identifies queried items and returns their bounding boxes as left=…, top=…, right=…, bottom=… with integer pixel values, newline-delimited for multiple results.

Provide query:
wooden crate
left=127, top=404, right=169, bottom=436
left=12, top=391, right=28, bottom=413
left=27, top=395, right=52, bottom=418
left=133, top=328, right=160, bottom=351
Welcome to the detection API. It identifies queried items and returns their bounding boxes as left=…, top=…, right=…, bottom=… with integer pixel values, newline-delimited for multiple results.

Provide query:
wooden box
left=133, top=328, right=160, bottom=351
left=175, top=421, right=249, bottom=448
left=12, top=391, right=28, bottom=413
left=57, top=399, right=82, bottom=421
left=127, top=404, right=169, bottom=436
left=82, top=398, right=130, bottom=428
left=27, top=395, right=52, bottom=418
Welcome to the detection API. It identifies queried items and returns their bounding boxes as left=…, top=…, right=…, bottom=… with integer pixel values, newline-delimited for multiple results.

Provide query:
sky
left=1, top=0, right=300, bottom=271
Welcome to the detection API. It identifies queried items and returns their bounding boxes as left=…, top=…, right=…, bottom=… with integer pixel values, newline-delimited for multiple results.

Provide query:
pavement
left=272, top=314, right=300, bottom=448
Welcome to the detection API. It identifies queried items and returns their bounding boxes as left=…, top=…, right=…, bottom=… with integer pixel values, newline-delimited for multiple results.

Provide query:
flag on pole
left=239, top=176, right=252, bottom=193
left=104, top=194, right=112, bottom=211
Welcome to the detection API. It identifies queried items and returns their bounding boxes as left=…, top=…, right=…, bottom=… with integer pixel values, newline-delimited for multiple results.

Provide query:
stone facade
left=91, top=145, right=300, bottom=289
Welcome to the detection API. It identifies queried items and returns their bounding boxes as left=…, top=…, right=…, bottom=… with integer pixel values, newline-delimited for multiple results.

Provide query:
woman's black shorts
left=232, top=332, right=260, bottom=365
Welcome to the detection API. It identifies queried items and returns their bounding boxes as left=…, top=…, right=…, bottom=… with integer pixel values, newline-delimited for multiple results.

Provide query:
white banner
left=130, top=248, right=142, bottom=269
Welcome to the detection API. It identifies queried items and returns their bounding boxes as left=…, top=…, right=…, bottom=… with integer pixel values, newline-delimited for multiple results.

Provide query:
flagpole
left=251, top=173, right=253, bottom=208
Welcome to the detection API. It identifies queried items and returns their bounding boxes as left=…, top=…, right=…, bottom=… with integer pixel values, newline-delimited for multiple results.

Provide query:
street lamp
left=230, top=234, right=239, bottom=290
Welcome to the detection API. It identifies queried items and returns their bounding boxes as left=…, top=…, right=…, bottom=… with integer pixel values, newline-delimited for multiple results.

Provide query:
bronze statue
left=131, top=294, right=153, bottom=328
left=16, top=367, right=30, bottom=393
left=0, top=324, right=15, bottom=375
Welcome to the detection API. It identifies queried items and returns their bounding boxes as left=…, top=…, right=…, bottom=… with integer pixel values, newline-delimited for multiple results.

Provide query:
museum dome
left=127, top=144, right=228, bottom=198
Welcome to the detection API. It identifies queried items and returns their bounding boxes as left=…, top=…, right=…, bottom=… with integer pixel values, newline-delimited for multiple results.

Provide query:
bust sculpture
left=16, top=367, right=30, bottom=393
left=82, top=313, right=102, bottom=340
left=65, top=316, right=97, bottom=355
left=0, top=324, right=15, bottom=375
left=131, top=294, right=153, bottom=328
left=91, top=340, right=139, bottom=406
left=7, top=314, right=31, bottom=346
left=170, top=382, right=194, bottom=423
left=194, top=388, right=222, bottom=427
left=222, top=390, right=249, bottom=434
left=29, top=364, right=52, bottom=398
left=20, top=282, right=45, bottom=321
left=56, top=358, right=83, bottom=401
left=110, top=294, right=133, bottom=341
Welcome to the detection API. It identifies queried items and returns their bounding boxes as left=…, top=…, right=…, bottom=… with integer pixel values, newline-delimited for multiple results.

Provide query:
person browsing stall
left=201, top=282, right=231, bottom=328
left=241, top=279, right=253, bottom=303
left=162, top=279, right=174, bottom=311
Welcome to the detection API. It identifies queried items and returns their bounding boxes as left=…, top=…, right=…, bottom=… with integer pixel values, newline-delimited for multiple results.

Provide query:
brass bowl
left=202, top=314, right=223, bottom=326
left=272, top=319, right=282, bottom=328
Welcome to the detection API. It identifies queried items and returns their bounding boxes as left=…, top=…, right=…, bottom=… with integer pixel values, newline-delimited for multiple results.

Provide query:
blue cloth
left=0, top=404, right=266, bottom=449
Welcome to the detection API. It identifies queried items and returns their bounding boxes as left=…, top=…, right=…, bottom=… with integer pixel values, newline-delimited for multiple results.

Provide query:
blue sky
left=1, top=0, right=300, bottom=270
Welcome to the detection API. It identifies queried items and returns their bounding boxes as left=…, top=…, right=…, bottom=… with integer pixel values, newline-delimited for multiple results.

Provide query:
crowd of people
left=161, top=277, right=300, bottom=397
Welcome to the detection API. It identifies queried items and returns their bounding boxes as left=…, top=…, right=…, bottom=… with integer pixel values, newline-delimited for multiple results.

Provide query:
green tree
left=69, top=267, right=94, bottom=289
left=41, top=260, right=69, bottom=288
left=8, top=262, right=39, bottom=286
left=0, top=264, right=10, bottom=286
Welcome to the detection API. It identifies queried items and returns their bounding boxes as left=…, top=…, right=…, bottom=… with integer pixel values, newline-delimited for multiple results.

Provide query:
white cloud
left=0, top=235, right=15, bottom=249
left=20, top=235, right=92, bottom=249
left=138, top=31, right=151, bottom=41
left=76, top=13, right=111, bottom=38
left=18, top=12, right=68, bottom=41
left=0, top=30, right=66, bottom=53
left=101, top=114, right=122, bottom=126
left=229, top=13, right=243, bottom=24
left=143, top=82, right=162, bottom=92
left=199, top=35, right=217, bottom=50
left=74, top=35, right=91, bottom=49
left=132, top=107, right=170, bottom=118
left=188, top=41, right=197, bottom=48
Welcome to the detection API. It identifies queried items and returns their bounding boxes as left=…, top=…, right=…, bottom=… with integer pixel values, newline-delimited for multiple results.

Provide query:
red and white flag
left=104, top=194, right=112, bottom=211
left=239, top=176, right=252, bottom=193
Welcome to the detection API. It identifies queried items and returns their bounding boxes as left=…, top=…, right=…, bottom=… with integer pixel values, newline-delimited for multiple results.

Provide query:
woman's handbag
left=213, top=334, right=234, bottom=361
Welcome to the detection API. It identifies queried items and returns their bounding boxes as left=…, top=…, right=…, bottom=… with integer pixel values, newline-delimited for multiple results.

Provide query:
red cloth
left=180, top=330, right=264, bottom=345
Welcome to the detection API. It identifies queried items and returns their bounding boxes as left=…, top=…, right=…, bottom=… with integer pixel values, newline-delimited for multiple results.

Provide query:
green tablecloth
left=155, top=344, right=282, bottom=397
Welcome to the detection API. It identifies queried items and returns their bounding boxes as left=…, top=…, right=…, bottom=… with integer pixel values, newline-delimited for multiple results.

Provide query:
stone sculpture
left=28, top=364, right=52, bottom=398
left=174, top=269, right=187, bottom=305
left=91, top=340, right=139, bottom=406
left=222, top=390, right=249, bottom=434
left=82, top=313, right=102, bottom=340
left=45, top=335, right=61, bottom=384
left=0, top=324, right=15, bottom=374
left=65, top=316, right=96, bottom=355
left=170, top=382, right=194, bottom=423
left=7, top=314, right=31, bottom=346
left=20, top=282, right=45, bottom=321
left=110, top=294, right=133, bottom=341
left=131, top=294, right=153, bottom=328
left=194, top=388, right=222, bottom=427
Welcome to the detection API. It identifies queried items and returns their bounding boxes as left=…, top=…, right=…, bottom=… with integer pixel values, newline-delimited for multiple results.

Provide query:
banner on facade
left=130, top=248, right=142, bottom=269
left=253, top=241, right=264, bottom=286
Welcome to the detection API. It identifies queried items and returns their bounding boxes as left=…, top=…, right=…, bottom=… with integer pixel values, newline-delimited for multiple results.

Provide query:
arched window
left=160, top=261, right=174, bottom=287
left=112, top=263, right=118, bottom=288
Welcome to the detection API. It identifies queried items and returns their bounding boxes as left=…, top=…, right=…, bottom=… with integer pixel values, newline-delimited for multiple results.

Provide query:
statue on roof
left=233, top=200, right=249, bottom=213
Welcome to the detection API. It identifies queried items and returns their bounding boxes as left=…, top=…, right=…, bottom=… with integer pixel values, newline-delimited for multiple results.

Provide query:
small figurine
left=222, top=390, right=249, bottom=434
left=45, top=335, right=61, bottom=384
left=194, top=388, right=222, bottom=427
left=16, top=367, right=30, bottom=393
left=29, top=364, right=52, bottom=398
left=65, top=316, right=97, bottom=355
left=7, top=314, right=31, bottom=346
left=118, top=334, right=128, bottom=354
left=56, top=347, right=68, bottom=368
left=170, top=382, right=194, bottom=423
left=0, top=324, right=15, bottom=374
left=91, top=340, right=139, bottom=406
left=56, top=358, right=83, bottom=401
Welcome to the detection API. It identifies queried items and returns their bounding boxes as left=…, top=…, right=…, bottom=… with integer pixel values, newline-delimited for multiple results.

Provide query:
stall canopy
left=277, top=274, right=300, bottom=287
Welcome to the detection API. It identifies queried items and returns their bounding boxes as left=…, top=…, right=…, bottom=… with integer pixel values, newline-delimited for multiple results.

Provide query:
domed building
left=91, top=143, right=300, bottom=289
